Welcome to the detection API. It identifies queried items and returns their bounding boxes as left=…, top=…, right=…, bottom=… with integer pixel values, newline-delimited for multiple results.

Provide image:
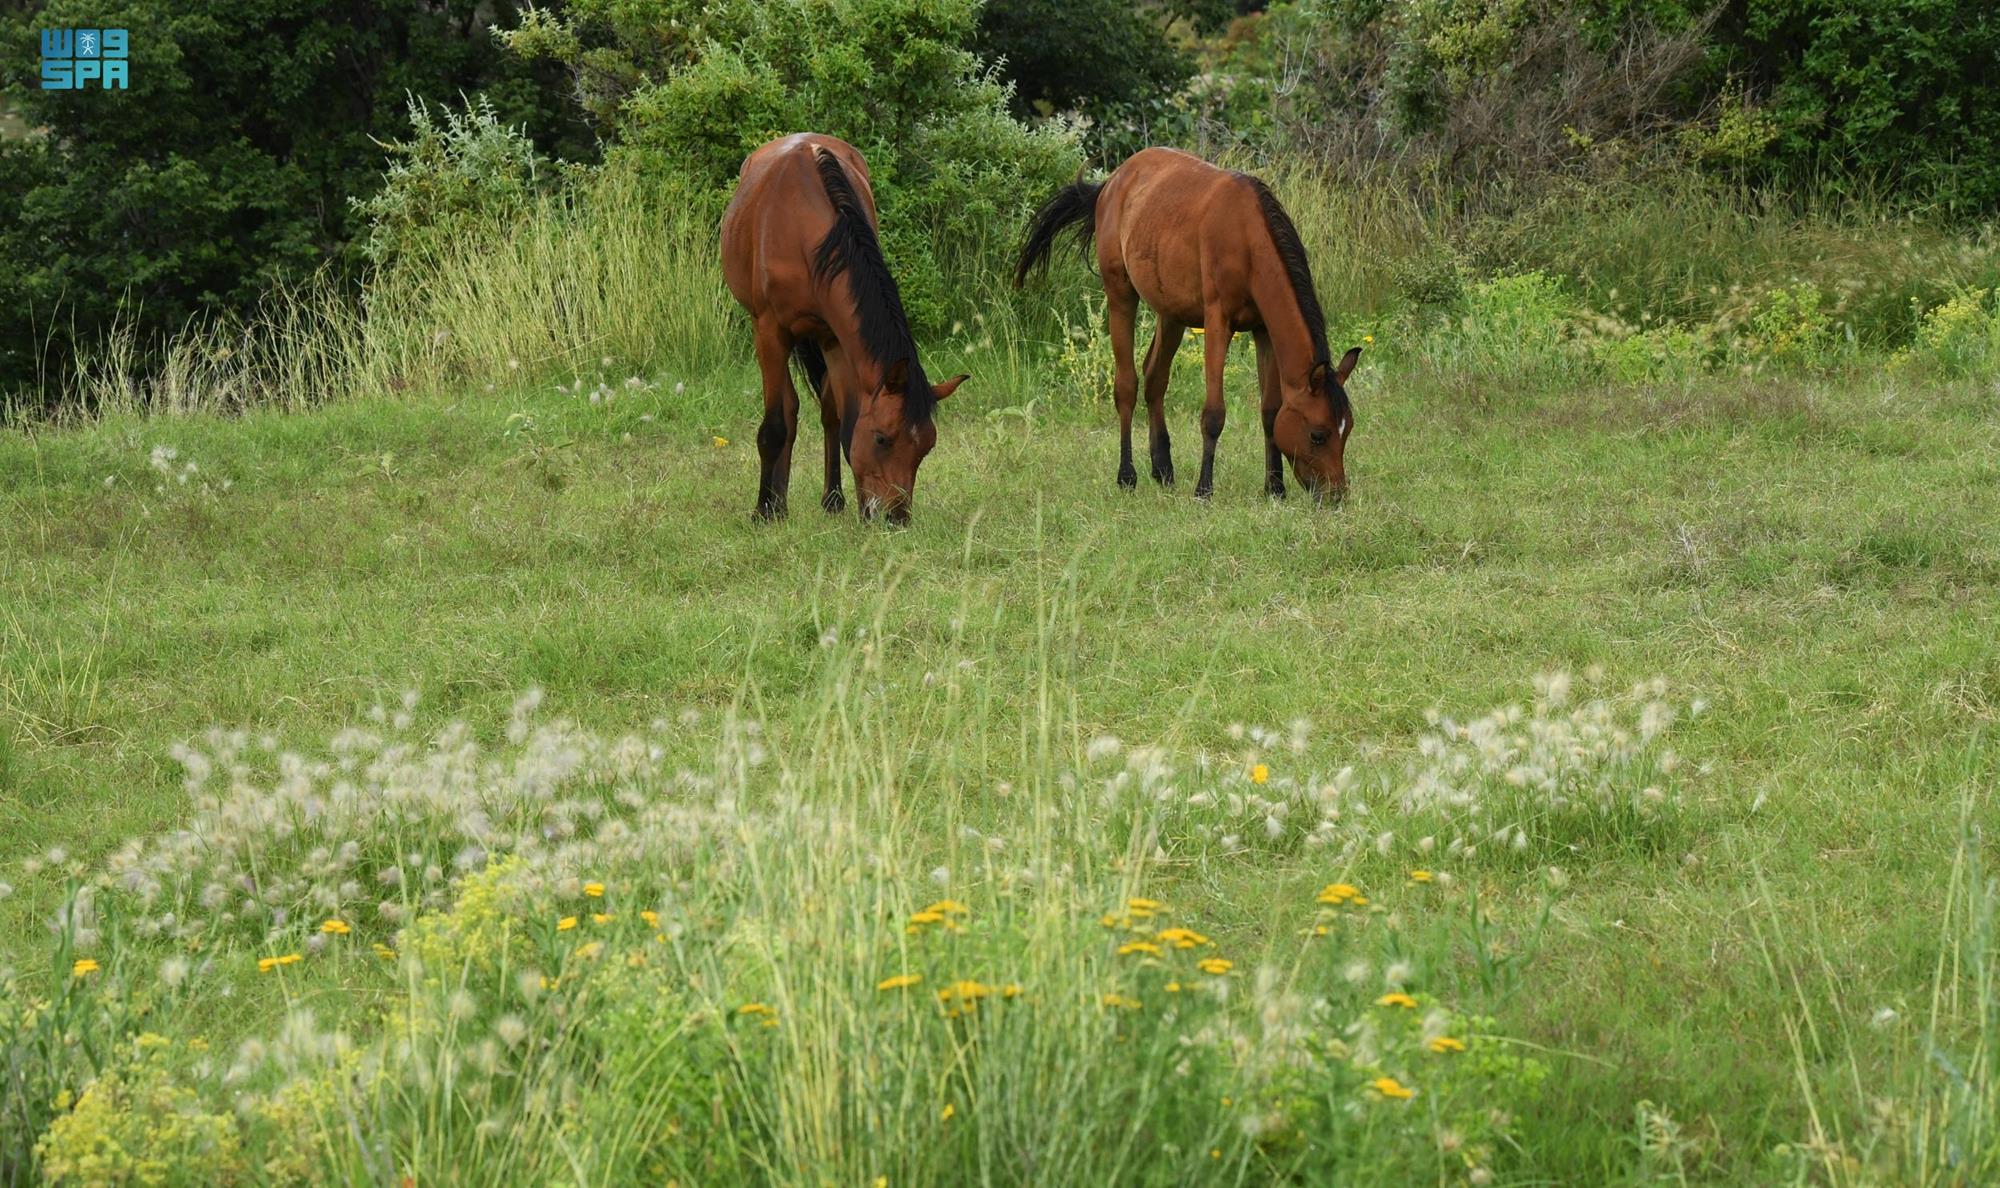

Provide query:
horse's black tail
left=792, top=338, right=828, bottom=398
left=1014, top=179, right=1104, bottom=288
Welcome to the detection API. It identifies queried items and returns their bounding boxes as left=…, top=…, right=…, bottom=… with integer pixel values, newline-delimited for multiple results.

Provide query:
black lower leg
left=822, top=426, right=844, bottom=512
left=1117, top=428, right=1137, bottom=489
left=1262, top=411, right=1286, bottom=499
left=1194, top=408, right=1223, bottom=498
left=1150, top=427, right=1174, bottom=485
left=754, top=411, right=789, bottom=519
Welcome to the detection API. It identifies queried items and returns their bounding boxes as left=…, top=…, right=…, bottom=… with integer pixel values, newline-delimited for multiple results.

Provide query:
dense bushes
left=1211, top=0, right=1999, bottom=211
left=0, top=0, right=586, bottom=407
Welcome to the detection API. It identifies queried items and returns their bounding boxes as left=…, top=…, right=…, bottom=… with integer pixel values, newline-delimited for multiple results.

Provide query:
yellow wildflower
left=923, top=899, right=971, bottom=916
left=70, top=959, right=99, bottom=977
left=877, top=974, right=922, bottom=991
left=1000, top=984, right=1023, bottom=999
left=557, top=916, right=578, bottom=932
left=1197, top=958, right=1234, bottom=975
left=1363, top=334, right=1376, bottom=345
left=1316, top=883, right=1362, bottom=905
left=584, top=882, right=605, bottom=898
left=319, top=919, right=351, bottom=935
left=1117, top=941, right=1162, bottom=957
left=1250, top=763, right=1269, bottom=784
left=1165, top=981, right=1182, bottom=993
left=640, top=910, right=659, bottom=927
left=592, top=913, right=614, bottom=925
left=1376, top=992, right=1417, bottom=1009
left=576, top=941, right=604, bottom=961
left=1100, top=993, right=1142, bottom=1010
left=941, top=1103, right=956, bottom=1121
left=712, top=436, right=729, bottom=448
left=372, top=944, right=396, bottom=961
left=1126, top=897, right=1163, bottom=912
left=1428, top=1036, right=1467, bottom=1054
left=908, top=910, right=944, bottom=926
left=736, top=1003, right=773, bottom=1017
left=1210, top=1148, right=1222, bottom=1159
left=945, top=980, right=991, bottom=1000
left=1409, top=870, right=1434, bottom=883
left=1156, top=927, right=1210, bottom=949
left=1371, top=1076, right=1415, bottom=1100
left=257, top=953, right=302, bottom=973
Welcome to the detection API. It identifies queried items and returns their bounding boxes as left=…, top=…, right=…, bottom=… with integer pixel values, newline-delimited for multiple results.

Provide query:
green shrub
left=34, top=1040, right=242, bottom=1187
left=1746, top=280, right=1846, bottom=370
left=1895, top=289, right=2000, bottom=377
left=355, top=97, right=550, bottom=268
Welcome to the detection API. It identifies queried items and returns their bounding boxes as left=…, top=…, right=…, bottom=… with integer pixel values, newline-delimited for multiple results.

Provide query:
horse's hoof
left=753, top=502, right=787, bottom=522
left=1266, top=484, right=1287, bottom=501
left=1193, top=484, right=1213, bottom=502
left=822, top=489, right=846, bottom=513
left=1116, top=467, right=1138, bottom=490
left=1152, top=466, right=1175, bottom=486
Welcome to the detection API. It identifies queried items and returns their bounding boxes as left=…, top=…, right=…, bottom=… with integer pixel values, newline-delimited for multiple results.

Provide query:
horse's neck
left=819, top=295, right=890, bottom=392
left=1249, top=265, right=1320, bottom=384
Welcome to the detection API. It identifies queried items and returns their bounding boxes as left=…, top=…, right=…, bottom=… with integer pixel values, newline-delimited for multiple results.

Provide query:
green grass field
left=4, top=345, right=1999, bottom=1182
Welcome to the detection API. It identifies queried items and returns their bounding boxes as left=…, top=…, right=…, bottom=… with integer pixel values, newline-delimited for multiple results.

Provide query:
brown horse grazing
left=720, top=133, right=967, bottom=523
left=1015, top=147, right=1358, bottom=502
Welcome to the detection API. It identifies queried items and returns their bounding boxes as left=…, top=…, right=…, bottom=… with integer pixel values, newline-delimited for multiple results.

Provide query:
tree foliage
left=1268, top=0, right=2000, bottom=211
left=0, top=0, right=586, bottom=402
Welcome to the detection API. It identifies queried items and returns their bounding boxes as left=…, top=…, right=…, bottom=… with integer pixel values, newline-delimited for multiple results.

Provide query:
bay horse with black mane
left=1016, top=147, right=1358, bottom=502
left=721, top=133, right=967, bottom=523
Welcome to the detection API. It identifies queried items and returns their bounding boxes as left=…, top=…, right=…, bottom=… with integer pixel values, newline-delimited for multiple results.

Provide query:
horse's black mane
left=808, top=148, right=935, bottom=423
left=1241, top=174, right=1349, bottom=416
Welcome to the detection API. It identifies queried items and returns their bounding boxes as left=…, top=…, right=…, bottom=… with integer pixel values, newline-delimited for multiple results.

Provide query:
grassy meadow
left=4, top=171, right=2000, bottom=1184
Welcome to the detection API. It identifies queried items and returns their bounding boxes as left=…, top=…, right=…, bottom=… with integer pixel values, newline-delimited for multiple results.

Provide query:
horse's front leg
left=751, top=320, right=800, bottom=521
left=1193, top=309, right=1230, bottom=500
left=1254, top=330, right=1284, bottom=500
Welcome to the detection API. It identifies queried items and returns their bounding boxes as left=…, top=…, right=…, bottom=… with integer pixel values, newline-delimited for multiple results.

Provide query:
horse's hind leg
left=1254, top=330, right=1284, bottom=500
left=1140, top=318, right=1184, bottom=485
left=751, top=318, right=800, bottom=521
left=1105, top=276, right=1141, bottom=490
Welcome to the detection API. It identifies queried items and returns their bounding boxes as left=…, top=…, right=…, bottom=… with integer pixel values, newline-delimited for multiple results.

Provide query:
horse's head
left=1273, top=346, right=1358, bottom=504
left=849, top=359, right=967, bottom=525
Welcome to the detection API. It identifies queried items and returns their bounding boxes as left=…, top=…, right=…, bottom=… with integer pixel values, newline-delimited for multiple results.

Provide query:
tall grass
left=3, top=581, right=1691, bottom=1183
left=1762, top=808, right=2000, bottom=1186
left=360, top=168, right=739, bottom=394
left=13, top=156, right=2000, bottom=426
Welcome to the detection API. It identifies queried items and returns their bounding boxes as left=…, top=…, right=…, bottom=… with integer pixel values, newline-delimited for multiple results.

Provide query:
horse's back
left=1099, top=148, right=1251, bottom=321
left=721, top=134, right=877, bottom=316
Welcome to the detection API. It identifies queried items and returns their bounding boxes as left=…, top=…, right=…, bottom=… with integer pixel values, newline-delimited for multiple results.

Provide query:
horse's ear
left=882, top=358, right=909, bottom=394
left=1309, top=360, right=1330, bottom=389
left=1336, top=346, right=1361, bottom=384
left=932, top=373, right=969, bottom=401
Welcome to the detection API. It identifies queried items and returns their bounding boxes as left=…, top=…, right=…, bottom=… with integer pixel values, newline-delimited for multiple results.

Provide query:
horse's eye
left=1309, top=427, right=1331, bottom=446
left=874, top=431, right=893, bottom=449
